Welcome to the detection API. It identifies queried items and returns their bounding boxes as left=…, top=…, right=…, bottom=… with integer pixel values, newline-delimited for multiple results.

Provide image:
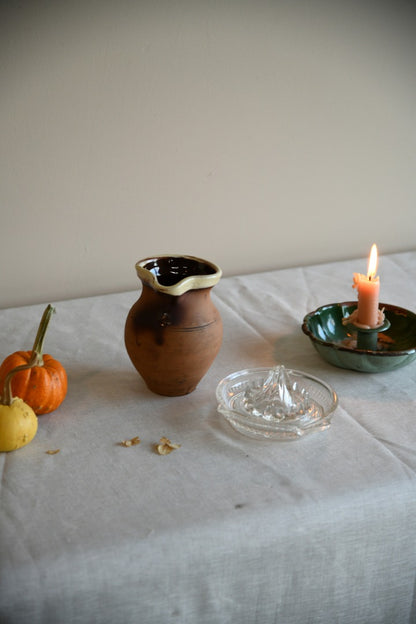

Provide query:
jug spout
left=135, top=255, right=222, bottom=295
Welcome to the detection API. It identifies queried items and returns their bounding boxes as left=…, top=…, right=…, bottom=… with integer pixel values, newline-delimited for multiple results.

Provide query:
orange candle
left=353, top=244, right=380, bottom=328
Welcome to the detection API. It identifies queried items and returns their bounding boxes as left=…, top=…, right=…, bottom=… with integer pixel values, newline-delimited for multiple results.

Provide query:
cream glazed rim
left=135, top=254, right=223, bottom=296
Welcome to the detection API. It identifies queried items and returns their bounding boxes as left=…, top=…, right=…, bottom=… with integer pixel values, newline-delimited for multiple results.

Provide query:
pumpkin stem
left=29, top=304, right=56, bottom=367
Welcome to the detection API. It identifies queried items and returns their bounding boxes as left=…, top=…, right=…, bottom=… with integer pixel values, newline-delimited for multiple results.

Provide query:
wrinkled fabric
left=1, top=251, right=415, bottom=624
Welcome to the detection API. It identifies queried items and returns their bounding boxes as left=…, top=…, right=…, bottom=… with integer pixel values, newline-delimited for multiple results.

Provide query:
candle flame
left=367, top=244, right=378, bottom=279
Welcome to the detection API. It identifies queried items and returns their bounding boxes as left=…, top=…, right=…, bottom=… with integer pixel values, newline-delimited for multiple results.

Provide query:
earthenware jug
left=125, top=255, right=223, bottom=396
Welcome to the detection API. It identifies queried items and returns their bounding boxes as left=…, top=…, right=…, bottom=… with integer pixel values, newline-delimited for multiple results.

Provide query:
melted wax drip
left=242, top=365, right=314, bottom=422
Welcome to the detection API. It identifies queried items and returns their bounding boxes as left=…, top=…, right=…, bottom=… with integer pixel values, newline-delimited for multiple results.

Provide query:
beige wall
left=1, top=0, right=415, bottom=309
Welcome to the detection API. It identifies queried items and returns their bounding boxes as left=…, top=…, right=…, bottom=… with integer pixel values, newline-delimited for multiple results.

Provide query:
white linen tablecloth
left=1, top=251, right=416, bottom=624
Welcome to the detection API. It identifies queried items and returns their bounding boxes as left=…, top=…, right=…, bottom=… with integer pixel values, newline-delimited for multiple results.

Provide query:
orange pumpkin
left=0, top=305, right=67, bottom=415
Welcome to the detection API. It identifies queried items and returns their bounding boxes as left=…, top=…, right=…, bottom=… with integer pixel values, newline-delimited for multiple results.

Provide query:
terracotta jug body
left=125, top=255, right=223, bottom=396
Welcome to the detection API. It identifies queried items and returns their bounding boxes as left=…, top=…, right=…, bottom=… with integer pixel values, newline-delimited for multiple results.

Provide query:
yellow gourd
left=0, top=365, right=38, bottom=452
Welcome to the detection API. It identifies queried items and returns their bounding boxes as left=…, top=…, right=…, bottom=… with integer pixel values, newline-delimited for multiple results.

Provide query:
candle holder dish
left=302, top=302, right=416, bottom=373
left=216, top=365, right=338, bottom=441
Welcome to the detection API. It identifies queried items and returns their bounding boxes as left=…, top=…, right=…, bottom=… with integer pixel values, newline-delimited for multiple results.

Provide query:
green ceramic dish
left=302, top=302, right=416, bottom=373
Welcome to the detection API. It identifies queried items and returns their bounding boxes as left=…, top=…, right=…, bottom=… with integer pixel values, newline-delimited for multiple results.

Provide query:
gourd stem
left=1, top=363, right=36, bottom=406
left=0, top=304, right=55, bottom=406
left=29, top=304, right=56, bottom=367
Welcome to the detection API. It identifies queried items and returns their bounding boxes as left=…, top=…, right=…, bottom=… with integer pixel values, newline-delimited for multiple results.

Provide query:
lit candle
left=352, top=244, right=380, bottom=328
